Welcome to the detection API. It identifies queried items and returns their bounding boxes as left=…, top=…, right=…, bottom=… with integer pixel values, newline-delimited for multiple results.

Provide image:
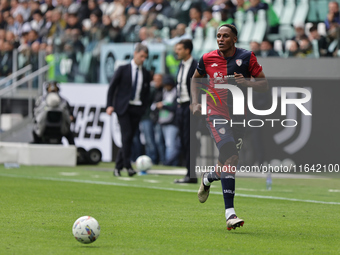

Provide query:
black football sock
left=206, top=170, right=220, bottom=183
left=221, top=171, right=235, bottom=210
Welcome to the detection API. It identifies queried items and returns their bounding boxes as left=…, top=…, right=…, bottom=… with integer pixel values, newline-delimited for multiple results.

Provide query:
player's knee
left=218, top=142, right=238, bottom=166
left=225, top=155, right=239, bottom=167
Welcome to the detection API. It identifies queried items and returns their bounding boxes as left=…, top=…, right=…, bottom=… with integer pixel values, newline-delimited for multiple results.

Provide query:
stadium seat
left=82, top=19, right=92, bottom=31
left=305, top=22, right=313, bottom=37
left=212, top=11, right=221, bottom=24
left=328, top=39, right=338, bottom=55
left=161, top=27, right=170, bottom=40
left=272, top=0, right=284, bottom=20
left=279, top=25, right=295, bottom=42
left=18, top=53, right=28, bottom=70
left=251, top=10, right=267, bottom=43
left=274, top=39, right=284, bottom=56
left=202, top=27, right=217, bottom=52
left=280, top=0, right=296, bottom=25
left=284, top=40, right=294, bottom=57
left=317, top=22, right=327, bottom=36
left=100, top=2, right=109, bottom=14
left=104, top=2, right=115, bottom=15
left=185, top=26, right=192, bottom=38
left=307, top=0, right=318, bottom=22
left=168, top=18, right=179, bottom=28
left=234, top=11, right=245, bottom=34
left=292, top=0, right=309, bottom=26
left=238, top=11, right=255, bottom=44
left=192, top=27, right=204, bottom=56
left=157, top=14, right=169, bottom=27
left=317, top=0, right=328, bottom=22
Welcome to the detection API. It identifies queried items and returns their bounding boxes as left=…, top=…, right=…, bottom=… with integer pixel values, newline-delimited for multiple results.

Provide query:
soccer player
left=191, top=24, right=268, bottom=230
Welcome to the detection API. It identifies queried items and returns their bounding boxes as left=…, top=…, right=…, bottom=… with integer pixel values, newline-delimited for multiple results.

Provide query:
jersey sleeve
left=248, top=52, right=262, bottom=77
left=196, top=56, right=206, bottom=76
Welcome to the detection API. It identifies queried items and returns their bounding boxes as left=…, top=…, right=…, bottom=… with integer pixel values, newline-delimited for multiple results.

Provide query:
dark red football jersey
left=197, top=48, right=262, bottom=120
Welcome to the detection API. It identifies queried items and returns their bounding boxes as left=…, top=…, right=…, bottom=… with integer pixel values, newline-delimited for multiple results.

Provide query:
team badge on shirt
left=236, top=59, right=242, bottom=66
left=219, top=128, right=226, bottom=135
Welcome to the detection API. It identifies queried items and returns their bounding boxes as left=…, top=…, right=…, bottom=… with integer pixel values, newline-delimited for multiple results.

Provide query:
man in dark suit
left=174, top=39, right=198, bottom=184
left=106, top=43, right=151, bottom=177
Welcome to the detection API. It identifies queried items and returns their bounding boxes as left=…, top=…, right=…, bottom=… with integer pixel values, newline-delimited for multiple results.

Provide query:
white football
left=136, top=155, right=153, bottom=172
left=72, top=216, right=100, bottom=244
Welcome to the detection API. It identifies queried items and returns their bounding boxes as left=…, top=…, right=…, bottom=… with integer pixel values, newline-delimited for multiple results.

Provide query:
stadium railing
left=0, top=65, right=49, bottom=141
left=0, top=65, right=32, bottom=90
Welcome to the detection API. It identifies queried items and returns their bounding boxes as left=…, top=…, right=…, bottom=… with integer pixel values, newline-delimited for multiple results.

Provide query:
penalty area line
left=1, top=173, right=340, bottom=205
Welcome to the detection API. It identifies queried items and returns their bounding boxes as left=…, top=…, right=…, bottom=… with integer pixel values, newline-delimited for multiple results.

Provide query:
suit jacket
left=106, top=63, right=151, bottom=116
left=176, top=58, right=198, bottom=99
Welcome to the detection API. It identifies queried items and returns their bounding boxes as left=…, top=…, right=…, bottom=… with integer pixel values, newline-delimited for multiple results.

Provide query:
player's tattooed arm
left=234, top=71, right=269, bottom=92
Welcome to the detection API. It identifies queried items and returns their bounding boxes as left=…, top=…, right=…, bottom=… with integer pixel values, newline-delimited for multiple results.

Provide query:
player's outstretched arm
left=191, top=69, right=206, bottom=116
left=234, top=71, right=269, bottom=92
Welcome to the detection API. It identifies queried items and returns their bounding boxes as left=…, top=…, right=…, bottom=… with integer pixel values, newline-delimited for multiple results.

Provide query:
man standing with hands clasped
left=106, top=43, right=151, bottom=177
left=173, top=39, right=199, bottom=184
left=191, top=24, right=268, bottom=230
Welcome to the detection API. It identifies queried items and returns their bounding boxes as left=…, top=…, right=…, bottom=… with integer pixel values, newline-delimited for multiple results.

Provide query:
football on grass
left=136, top=155, right=153, bottom=172
left=72, top=216, right=100, bottom=244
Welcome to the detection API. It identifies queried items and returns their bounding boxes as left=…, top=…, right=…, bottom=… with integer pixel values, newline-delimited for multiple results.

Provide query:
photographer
left=32, top=81, right=75, bottom=145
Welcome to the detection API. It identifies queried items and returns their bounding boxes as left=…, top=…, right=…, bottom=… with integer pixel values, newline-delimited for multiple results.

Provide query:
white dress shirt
left=129, top=59, right=143, bottom=106
left=177, top=56, right=193, bottom=103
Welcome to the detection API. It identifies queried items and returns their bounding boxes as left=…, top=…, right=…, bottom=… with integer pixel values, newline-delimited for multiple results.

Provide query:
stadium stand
left=272, top=0, right=284, bottom=20
left=202, top=26, right=217, bottom=53
left=307, top=0, right=318, bottom=22
left=317, top=0, right=329, bottom=21
left=234, top=10, right=245, bottom=33
left=292, top=0, right=309, bottom=26
left=318, top=22, right=327, bottom=36
left=281, top=0, right=296, bottom=25
left=237, top=11, right=255, bottom=49
left=251, top=9, right=267, bottom=43
left=192, top=26, right=204, bottom=59
left=273, top=39, right=284, bottom=56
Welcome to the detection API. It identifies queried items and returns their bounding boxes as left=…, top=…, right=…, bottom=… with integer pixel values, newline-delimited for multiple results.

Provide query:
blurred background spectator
left=154, top=74, right=179, bottom=166
left=250, top=40, right=260, bottom=55
left=309, top=24, right=328, bottom=57
left=150, top=73, right=166, bottom=165
left=260, top=39, right=279, bottom=57
left=189, top=6, right=203, bottom=36
left=287, top=40, right=300, bottom=57
left=247, top=0, right=279, bottom=33
left=202, top=6, right=219, bottom=29
left=1, top=0, right=338, bottom=81
left=292, top=23, right=307, bottom=41
left=325, top=1, right=340, bottom=31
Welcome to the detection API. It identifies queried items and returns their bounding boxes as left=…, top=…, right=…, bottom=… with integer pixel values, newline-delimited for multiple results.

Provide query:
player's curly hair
left=218, top=24, right=238, bottom=37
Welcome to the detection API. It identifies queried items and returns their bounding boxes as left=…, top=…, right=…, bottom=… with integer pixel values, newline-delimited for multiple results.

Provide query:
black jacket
left=176, top=58, right=198, bottom=99
left=106, top=63, right=151, bottom=115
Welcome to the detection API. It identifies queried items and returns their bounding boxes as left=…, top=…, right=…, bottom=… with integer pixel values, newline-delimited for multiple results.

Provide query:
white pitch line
left=143, top=179, right=161, bottom=183
left=1, top=173, right=340, bottom=205
left=59, top=172, right=79, bottom=176
left=329, top=189, right=340, bottom=192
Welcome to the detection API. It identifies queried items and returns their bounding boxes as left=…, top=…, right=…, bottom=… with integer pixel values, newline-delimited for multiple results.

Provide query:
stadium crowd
left=0, top=0, right=339, bottom=168
left=0, top=0, right=340, bottom=82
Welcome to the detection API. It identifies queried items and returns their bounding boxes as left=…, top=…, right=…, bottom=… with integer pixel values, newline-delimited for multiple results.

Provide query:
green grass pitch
left=0, top=163, right=339, bottom=255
